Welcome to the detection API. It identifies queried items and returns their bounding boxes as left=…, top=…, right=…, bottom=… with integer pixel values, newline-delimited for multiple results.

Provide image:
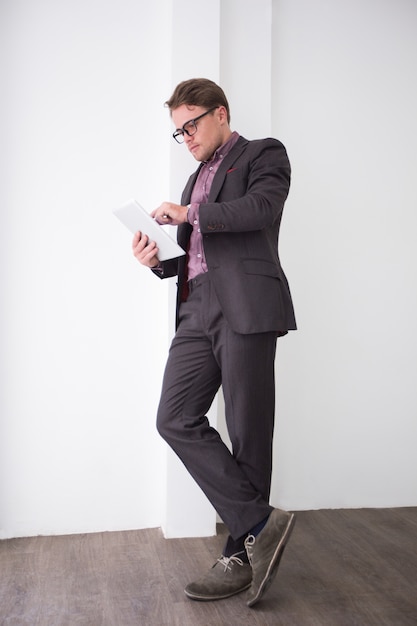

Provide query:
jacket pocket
left=241, top=259, right=280, bottom=278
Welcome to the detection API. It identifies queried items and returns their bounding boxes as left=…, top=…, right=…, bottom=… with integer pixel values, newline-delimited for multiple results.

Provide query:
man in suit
left=132, top=78, right=296, bottom=607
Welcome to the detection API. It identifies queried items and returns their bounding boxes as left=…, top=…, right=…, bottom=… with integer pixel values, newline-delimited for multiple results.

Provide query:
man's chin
left=189, top=146, right=200, bottom=160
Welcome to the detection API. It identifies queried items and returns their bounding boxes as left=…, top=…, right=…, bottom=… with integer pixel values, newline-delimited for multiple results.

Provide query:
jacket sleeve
left=199, top=139, right=290, bottom=234
left=151, top=258, right=179, bottom=280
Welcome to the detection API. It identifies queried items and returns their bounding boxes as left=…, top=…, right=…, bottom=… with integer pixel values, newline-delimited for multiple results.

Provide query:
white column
left=215, top=0, right=273, bottom=459
left=161, top=0, right=221, bottom=538
left=162, top=0, right=273, bottom=537
left=220, top=0, right=273, bottom=138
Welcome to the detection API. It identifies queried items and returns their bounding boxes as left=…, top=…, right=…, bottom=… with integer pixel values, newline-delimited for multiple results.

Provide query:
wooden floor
left=1, top=508, right=416, bottom=625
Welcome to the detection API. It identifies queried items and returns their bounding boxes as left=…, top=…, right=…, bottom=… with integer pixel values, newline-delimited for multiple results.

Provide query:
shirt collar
left=204, top=131, right=240, bottom=164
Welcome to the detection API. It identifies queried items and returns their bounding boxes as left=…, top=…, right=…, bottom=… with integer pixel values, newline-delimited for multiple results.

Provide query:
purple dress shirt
left=187, top=131, right=240, bottom=280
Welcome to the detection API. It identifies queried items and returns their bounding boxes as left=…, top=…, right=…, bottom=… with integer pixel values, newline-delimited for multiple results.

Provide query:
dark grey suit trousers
left=156, top=272, right=276, bottom=540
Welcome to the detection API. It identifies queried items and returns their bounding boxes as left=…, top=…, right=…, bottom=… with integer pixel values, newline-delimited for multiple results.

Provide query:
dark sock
left=249, top=514, right=270, bottom=537
left=223, top=514, right=270, bottom=562
left=223, top=534, right=249, bottom=563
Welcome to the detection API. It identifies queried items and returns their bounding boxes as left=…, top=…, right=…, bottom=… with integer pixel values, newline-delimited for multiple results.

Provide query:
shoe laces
left=244, top=534, right=256, bottom=566
left=217, top=552, right=246, bottom=572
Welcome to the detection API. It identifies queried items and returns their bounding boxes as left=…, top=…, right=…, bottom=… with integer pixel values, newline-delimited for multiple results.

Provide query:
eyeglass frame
left=172, top=107, right=218, bottom=143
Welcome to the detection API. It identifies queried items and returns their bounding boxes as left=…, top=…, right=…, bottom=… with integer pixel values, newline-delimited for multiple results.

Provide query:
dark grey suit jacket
left=154, top=135, right=296, bottom=335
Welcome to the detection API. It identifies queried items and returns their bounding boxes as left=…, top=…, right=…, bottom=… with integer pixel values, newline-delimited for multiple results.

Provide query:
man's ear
left=218, top=105, right=229, bottom=125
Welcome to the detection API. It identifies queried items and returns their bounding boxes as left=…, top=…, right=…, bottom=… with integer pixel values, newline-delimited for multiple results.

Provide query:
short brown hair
left=165, top=78, right=230, bottom=123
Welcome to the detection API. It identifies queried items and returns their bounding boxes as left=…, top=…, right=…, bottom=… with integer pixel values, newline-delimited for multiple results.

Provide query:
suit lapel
left=208, top=136, right=248, bottom=202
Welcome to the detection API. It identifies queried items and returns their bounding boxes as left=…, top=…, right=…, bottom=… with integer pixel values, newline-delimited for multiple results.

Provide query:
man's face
left=171, top=104, right=229, bottom=162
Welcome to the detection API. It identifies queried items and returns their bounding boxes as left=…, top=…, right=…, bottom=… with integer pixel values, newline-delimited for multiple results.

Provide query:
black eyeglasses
left=172, top=107, right=218, bottom=143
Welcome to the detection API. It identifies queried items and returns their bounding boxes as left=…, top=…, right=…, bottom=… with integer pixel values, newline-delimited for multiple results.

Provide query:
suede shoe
left=244, top=508, right=295, bottom=607
left=184, top=553, right=252, bottom=601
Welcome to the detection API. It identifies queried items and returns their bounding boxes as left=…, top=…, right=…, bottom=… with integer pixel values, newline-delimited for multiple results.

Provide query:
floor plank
left=1, top=508, right=416, bottom=625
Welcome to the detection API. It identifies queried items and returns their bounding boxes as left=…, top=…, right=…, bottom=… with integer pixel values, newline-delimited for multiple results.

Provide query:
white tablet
left=113, top=199, right=185, bottom=262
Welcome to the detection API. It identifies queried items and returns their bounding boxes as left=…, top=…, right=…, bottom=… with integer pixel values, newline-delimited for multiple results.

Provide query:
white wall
left=270, top=0, right=417, bottom=509
left=1, top=0, right=416, bottom=541
left=0, top=0, right=173, bottom=538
